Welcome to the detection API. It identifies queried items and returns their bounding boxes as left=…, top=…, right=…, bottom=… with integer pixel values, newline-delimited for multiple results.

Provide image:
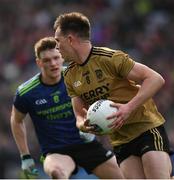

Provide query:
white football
left=87, top=99, right=117, bottom=134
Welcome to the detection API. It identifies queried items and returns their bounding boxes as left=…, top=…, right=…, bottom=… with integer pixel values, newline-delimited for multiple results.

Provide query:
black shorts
left=43, top=140, right=114, bottom=174
left=113, top=125, right=170, bottom=164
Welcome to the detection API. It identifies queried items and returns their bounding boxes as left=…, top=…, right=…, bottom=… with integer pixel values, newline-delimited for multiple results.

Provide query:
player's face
left=37, top=48, right=64, bottom=83
left=55, top=27, right=75, bottom=62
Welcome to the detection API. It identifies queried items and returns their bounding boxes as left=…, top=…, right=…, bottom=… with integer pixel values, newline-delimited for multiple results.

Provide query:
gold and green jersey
left=64, top=46, right=165, bottom=146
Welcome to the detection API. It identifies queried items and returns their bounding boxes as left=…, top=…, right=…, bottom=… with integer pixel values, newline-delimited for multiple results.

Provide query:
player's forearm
left=76, top=115, right=85, bottom=130
left=127, top=73, right=165, bottom=111
left=11, top=120, right=30, bottom=155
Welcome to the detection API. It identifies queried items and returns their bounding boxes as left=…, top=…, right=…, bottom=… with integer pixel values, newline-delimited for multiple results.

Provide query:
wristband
left=21, top=154, right=31, bottom=160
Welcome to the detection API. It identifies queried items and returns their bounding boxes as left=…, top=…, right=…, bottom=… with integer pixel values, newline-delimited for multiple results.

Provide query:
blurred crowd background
left=0, top=0, right=174, bottom=178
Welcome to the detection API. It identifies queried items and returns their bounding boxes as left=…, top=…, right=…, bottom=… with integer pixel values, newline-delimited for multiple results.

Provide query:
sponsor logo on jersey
left=81, top=83, right=110, bottom=104
left=36, top=102, right=73, bottom=120
left=73, top=80, right=82, bottom=87
left=35, top=99, right=47, bottom=105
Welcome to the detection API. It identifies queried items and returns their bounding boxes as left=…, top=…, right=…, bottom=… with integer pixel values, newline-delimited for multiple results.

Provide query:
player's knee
left=51, top=169, right=60, bottom=179
left=108, top=156, right=120, bottom=168
left=50, top=166, right=68, bottom=179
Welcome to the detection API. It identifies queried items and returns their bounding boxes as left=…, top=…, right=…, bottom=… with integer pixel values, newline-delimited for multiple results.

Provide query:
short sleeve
left=13, top=90, right=28, bottom=114
left=109, top=51, right=135, bottom=78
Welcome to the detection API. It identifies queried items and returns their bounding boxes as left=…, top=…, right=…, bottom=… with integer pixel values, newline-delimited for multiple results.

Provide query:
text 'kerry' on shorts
left=113, top=125, right=170, bottom=164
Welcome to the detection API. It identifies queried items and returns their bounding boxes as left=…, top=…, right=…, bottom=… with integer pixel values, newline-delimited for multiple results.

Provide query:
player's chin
left=49, top=72, right=60, bottom=78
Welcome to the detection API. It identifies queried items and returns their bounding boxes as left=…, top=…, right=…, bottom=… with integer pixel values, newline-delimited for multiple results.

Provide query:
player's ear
left=36, top=58, right=41, bottom=68
left=67, top=34, right=74, bottom=45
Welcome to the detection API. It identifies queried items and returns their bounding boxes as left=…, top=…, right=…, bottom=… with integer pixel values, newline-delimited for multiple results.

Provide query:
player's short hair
left=54, top=12, right=91, bottom=40
left=34, top=37, right=57, bottom=59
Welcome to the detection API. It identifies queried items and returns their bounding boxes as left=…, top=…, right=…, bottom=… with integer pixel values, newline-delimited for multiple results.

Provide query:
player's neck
left=76, top=41, right=92, bottom=64
left=40, top=74, right=61, bottom=85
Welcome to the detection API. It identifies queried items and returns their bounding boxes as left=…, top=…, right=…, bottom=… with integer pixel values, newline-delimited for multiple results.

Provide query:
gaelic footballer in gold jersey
left=54, top=12, right=172, bottom=178
left=64, top=47, right=165, bottom=146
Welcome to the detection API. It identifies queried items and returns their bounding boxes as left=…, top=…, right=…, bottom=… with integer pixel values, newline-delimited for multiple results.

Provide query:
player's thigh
left=43, top=153, right=75, bottom=176
left=92, top=155, right=123, bottom=179
left=120, top=155, right=145, bottom=179
left=142, top=151, right=172, bottom=179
